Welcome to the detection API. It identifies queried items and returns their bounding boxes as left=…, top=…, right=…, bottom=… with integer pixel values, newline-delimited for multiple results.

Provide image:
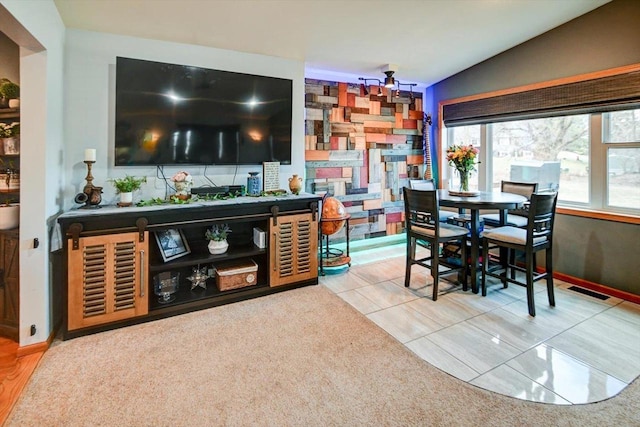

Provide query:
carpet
left=7, top=285, right=640, bottom=426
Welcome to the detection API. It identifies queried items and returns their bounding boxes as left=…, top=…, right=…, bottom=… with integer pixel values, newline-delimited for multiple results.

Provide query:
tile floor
left=319, top=236, right=640, bottom=405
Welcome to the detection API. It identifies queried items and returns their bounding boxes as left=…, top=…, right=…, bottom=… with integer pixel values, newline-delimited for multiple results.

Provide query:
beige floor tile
left=353, top=281, right=420, bottom=309
left=404, top=296, right=483, bottom=327
left=319, top=270, right=373, bottom=293
left=336, top=289, right=383, bottom=314
left=426, top=322, right=522, bottom=374
left=366, top=304, right=445, bottom=343
left=506, top=344, right=627, bottom=403
left=471, top=307, right=560, bottom=351
left=406, top=337, right=480, bottom=382
left=471, top=364, right=571, bottom=404
left=546, top=312, right=640, bottom=383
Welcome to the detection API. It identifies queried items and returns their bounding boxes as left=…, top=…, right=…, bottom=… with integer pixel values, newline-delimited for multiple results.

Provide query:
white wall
left=64, top=29, right=306, bottom=209
left=0, top=0, right=65, bottom=346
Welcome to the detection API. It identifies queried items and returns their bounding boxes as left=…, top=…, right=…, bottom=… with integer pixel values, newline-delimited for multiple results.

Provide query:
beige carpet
left=7, top=286, right=640, bottom=426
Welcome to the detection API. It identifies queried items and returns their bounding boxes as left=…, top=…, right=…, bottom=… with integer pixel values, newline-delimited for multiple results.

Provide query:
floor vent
left=567, top=286, right=609, bottom=300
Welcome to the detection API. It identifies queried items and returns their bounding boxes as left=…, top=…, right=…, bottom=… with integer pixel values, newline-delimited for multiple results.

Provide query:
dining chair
left=480, top=181, right=538, bottom=228
left=403, top=187, right=468, bottom=301
left=480, top=192, right=558, bottom=316
left=408, top=179, right=455, bottom=222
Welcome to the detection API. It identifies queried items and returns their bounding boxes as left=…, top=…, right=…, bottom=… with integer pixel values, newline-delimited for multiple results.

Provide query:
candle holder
left=78, top=160, right=103, bottom=209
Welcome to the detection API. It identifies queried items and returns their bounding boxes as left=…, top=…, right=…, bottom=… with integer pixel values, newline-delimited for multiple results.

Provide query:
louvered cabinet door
left=67, top=232, right=149, bottom=330
left=269, top=213, right=318, bottom=287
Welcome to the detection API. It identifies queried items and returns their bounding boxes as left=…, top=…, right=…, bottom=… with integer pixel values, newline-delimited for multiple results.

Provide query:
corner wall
left=427, top=0, right=640, bottom=294
left=63, top=29, right=306, bottom=210
left=304, top=80, right=425, bottom=241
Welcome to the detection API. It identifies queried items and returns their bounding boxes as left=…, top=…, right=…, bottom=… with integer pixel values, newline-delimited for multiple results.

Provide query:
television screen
left=114, top=57, right=292, bottom=166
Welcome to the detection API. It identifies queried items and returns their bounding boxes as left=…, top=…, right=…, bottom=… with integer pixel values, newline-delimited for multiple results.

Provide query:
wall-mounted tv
left=115, top=57, right=293, bottom=166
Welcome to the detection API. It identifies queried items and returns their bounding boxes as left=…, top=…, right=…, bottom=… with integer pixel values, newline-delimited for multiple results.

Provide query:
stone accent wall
left=305, top=79, right=426, bottom=242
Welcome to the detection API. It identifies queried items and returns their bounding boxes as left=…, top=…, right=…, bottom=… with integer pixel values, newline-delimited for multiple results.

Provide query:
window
left=443, top=108, right=640, bottom=215
left=447, top=125, right=481, bottom=191
left=603, top=109, right=640, bottom=211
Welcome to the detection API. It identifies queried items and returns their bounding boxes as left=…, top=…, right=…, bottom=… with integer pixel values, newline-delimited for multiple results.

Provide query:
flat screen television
left=114, top=57, right=293, bottom=166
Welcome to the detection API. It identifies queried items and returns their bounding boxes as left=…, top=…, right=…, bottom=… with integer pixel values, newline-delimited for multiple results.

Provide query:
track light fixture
left=359, top=66, right=417, bottom=99
left=384, top=71, right=395, bottom=88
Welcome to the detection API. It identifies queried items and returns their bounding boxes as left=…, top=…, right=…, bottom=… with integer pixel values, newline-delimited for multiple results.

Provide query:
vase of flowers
left=446, top=144, right=479, bottom=193
left=172, top=171, right=193, bottom=200
left=205, top=223, right=231, bottom=254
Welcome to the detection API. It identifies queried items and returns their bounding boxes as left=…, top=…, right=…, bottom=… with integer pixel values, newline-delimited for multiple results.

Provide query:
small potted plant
left=0, top=80, right=20, bottom=108
left=171, top=171, right=193, bottom=200
left=110, top=175, right=147, bottom=205
left=0, top=122, right=20, bottom=155
left=205, top=223, right=231, bottom=254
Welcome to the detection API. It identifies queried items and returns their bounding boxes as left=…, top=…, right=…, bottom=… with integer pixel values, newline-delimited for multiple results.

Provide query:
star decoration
left=187, top=266, right=209, bottom=290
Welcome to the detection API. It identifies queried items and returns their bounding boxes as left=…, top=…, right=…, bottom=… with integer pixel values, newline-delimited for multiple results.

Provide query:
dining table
left=437, top=189, right=528, bottom=294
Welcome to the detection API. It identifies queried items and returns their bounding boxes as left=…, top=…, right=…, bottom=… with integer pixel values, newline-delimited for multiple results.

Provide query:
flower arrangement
left=205, top=223, right=231, bottom=241
left=0, top=122, right=19, bottom=138
left=446, top=144, right=479, bottom=192
left=171, top=171, right=193, bottom=183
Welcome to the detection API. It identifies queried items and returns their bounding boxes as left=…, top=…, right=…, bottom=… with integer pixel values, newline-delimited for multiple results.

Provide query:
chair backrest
left=409, top=179, right=436, bottom=191
left=403, top=187, right=440, bottom=235
left=526, top=192, right=558, bottom=246
left=502, top=180, right=538, bottom=216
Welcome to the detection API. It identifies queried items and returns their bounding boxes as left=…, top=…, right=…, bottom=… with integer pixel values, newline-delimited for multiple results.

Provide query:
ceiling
left=53, top=0, right=610, bottom=87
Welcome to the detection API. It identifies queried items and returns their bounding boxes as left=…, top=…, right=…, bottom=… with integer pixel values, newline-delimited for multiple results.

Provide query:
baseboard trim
left=553, top=272, right=640, bottom=305
left=16, top=331, right=54, bottom=358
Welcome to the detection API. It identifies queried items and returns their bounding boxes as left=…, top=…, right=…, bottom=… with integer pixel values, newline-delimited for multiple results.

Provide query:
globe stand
left=318, top=214, right=351, bottom=276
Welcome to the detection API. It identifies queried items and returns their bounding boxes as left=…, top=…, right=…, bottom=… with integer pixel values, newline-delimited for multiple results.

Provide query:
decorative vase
left=174, top=180, right=191, bottom=200
left=119, top=192, right=133, bottom=205
left=458, top=169, right=470, bottom=192
left=247, top=172, right=261, bottom=196
left=208, top=239, right=229, bottom=255
left=288, top=174, right=302, bottom=194
left=8, top=99, right=19, bottom=109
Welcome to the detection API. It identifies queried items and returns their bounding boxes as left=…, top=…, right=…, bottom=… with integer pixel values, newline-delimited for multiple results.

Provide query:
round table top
left=437, top=189, right=527, bottom=210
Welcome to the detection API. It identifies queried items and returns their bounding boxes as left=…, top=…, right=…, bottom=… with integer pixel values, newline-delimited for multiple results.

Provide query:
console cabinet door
left=68, top=232, right=149, bottom=331
left=0, top=229, right=19, bottom=340
left=269, top=213, right=318, bottom=287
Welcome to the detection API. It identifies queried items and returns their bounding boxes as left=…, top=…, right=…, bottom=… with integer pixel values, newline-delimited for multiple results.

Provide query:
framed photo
left=154, top=229, right=191, bottom=262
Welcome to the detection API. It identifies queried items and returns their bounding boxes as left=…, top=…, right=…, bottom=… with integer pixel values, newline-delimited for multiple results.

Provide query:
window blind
left=443, top=70, right=640, bottom=127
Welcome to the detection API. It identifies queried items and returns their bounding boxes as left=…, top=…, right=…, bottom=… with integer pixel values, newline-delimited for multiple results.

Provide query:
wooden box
left=216, top=259, right=258, bottom=291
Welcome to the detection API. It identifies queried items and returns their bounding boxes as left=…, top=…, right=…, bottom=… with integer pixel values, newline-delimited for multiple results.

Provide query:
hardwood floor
left=0, top=337, right=43, bottom=425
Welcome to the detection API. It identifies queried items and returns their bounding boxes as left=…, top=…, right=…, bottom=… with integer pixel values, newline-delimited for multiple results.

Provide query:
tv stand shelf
left=57, top=194, right=320, bottom=339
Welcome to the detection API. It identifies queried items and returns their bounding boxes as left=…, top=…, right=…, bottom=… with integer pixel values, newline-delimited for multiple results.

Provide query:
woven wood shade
left=443, top=70, right=640, bottom=127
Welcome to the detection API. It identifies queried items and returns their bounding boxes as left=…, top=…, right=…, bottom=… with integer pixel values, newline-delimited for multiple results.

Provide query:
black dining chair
left=403, top=187, right=469, bottom=301
left=480, top=192, right=558, bottom=316
left=408, top=179, right=456, bottom=222
left=480, top=181, right=538, bottom=228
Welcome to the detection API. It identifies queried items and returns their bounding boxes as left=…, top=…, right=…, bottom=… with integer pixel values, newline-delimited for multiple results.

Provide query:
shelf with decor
left=56, top=194, right=321, bottom=339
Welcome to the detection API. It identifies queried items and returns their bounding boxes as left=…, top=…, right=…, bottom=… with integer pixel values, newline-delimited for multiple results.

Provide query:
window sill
left=556, top=207, right=640, bottom=224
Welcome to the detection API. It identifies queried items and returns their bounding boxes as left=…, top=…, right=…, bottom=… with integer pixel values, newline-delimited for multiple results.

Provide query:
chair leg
left=546, top=247, right=555, bottom=307
left=481, top=239, right=488, bottom=296
left=404, top=236, right=413, bottom=288
left=432, top=243, right=440, bottom=301
left=502, top=249, right=510, bottom=288
left=461, top=239, right=468, bottom=292
left=525, top=250, right=536, bottom=317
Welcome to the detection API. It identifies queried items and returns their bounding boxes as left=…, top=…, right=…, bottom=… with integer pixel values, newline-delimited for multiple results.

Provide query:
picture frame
left=154, top=229, right=191, bottom=262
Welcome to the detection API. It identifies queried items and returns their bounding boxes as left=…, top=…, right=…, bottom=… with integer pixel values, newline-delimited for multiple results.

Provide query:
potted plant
left=0, top=122, right=20, bottom=155
left=110, top=175, right=146, bottom=205
left=205, top=223, right=231, bottom=254
left=0, top=80, right=20, bottom=108
left=0, top=198, right=19, bottom=230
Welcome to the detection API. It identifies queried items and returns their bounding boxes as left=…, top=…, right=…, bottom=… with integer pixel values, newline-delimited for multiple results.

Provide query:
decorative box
left=215, top=259, right=258, bottom=291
